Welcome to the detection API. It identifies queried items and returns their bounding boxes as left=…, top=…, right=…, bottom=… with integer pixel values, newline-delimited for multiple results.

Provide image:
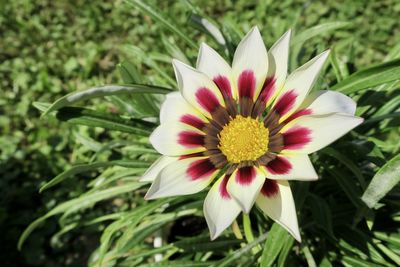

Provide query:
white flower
left=142, top=26, right=363, bottom=242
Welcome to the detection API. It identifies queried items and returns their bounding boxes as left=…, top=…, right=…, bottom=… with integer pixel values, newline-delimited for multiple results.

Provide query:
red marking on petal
left=178, top=131, right=205, bottom=147
left=214, top=75, right=232, bottom=99
left=195, top=87, right=220, bottom=113
left=258, top=76, right=276, bottom=103
left=180, top=114, right=205, bottom=130
left=238, top=70, right=256, bottom=99
left=266, top=156, right=292, bottom=175
left=260, top=179, right=279, bottom=198
left=219, top=175, right=231, bottom=199
left=283, top=126, right=312, bottom=150
left=284, top=108, right=313, bottom=123
left=187, top=158, right=215, bottom=180
left=235, top=166, right=256, bottom=186
left=273, top=89, right=298, bottom=116
left=178, top=152, right=204, bottom=160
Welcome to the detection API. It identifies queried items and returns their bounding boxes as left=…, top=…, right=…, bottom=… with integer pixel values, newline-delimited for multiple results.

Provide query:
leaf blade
left=42, top=84, right=172, bottom=116
left=361, top=154, right=400, bottom=208
left=331, top=59, right=400, bottom=94
left=260, top=223, right=290, bottom=267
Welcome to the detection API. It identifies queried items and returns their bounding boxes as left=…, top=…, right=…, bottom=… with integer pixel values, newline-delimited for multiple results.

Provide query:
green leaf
left=122, top=45, right=176, bottom=86
left=125, top=0, right=197, bottom=49
left=329, top=168, right=364, bottom=207
left=330, top=46, right=347, bottom=82
left=189, top=14, right=227, bottom=49
left=308, top=194, right=335, bottom=238
left=212, top=232, right=268, bottom=267
left=291, top=22, right=350, bottom=47
left=373, top=238, right=400, bottom=266
left=361, top=154, right=400, bottom=209
left=161, top=35, right=191, bottom=64
left=40, top=160, right=149, bottom=192
left=260, top=223, right=290, bottom=267
left=141, top=261, right=214, bottom=267
left=277, top=232, right=295, bottom=267
left=290, top=22, right=350, bottom=69
left=331, top=59, right=400, bottom=94
left=97, top=198, right=173, bottom=265
left=302, top=245, right=317, bottom=267
left=32, top=101, right=51, bottom=112
left=374, top=232, right=400, bottom=247
left=18, top=182, right=142, bottom=250
left=341, top=256, right=384, bottom=267
left=118, top=60, right=141, bottom=84
left=363, top=112, right=400, bottom=125
left=55, top=107, right=154, bottom=135
left=42, top=84, right=172, bottom=116
left=319, top=257, right=333, bottom=267
left=372, top=94, right=400, bottom=118
left=174, top=235, right=240, bottom=252
left=321, top=147, right=366, bottom=189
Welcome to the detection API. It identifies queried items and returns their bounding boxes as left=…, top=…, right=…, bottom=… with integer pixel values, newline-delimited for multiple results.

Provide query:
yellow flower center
left=218, top=115, right=269, bottom=163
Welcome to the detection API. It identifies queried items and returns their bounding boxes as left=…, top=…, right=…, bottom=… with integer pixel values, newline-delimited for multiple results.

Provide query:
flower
left=142, top=26, right=363, bottom=241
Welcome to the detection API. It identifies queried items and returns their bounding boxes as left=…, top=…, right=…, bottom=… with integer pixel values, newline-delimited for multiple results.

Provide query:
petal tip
left=250, top=25, right=260, bottom=33
left=199, top=42, right=211, bottom=51
left=210, top=231, right=219, bottom=241
left=144, top=189, right=161, bottom=200
left=139, top=177, right=150, bottom=183
left=283, top=28, right=292, bottom=39
left=144, top=191, right=153, bottom=200
left=172, top=58, right=184, bottom=69
left=248, top=26, right=263, bottom=40
left=320, top=49, right=331, bottom=60
left=149, top=127, right=160, bottom=151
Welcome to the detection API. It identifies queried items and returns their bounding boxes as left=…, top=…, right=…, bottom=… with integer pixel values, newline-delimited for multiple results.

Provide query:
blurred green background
left=1, top=0, right=399, bottom=266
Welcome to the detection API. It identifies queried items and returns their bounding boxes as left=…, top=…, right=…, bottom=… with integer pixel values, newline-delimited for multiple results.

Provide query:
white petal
left=150, top=122, right=205, bottom=156
left=256, top=180, right=301, bottom=242
left=265, top=29, right=291, bottom=105
left=232, top=26, right=268, bottom=100
left=299, top=90, right=357, bottom=116
left=281, top=113, right=363, bottom=154
left=196, top=43, right=236, bottom=99
left=145, top=157, right=218, bottom=199
left=227, top=166, right=266, bottom=213
left=172, top=59, right=224, bottom=118
left=204, top=175, right=241, bottom=240
left=160, top=92, right=207, bottom=125
left=264, top=154, right=318, bottom=181
left=140, top=156, right=176, bottom=182
left=272, top=50, right=330, bottom=122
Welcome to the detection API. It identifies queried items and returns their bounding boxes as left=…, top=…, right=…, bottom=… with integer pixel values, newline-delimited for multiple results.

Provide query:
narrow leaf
left=212, top=232, right=268, bottom=267
left=362, top=154, right=400, bottom=209
left=56, top=107, right=154, bottom=135
left=331, top=59, right=400, bottom=94
left=291, top=22, right=350, bottom=47
left=18, top=183, right=142, bottom=250
left=42, top=84, right=172, bottom=116
left=125, top=0, right=197, bottom=48
left=40, top=160, right=149, bottom=192
left=190, top=14, right=227, bottom=47
left=260, top=223, right=290, bottom=267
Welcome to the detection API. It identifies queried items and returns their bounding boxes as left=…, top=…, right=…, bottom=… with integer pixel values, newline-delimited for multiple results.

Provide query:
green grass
left=1, top=0, right=400, bottom=266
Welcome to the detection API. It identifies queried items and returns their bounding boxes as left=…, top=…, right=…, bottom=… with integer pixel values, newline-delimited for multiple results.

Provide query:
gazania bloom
left=142, top=27, right=363, bottom=241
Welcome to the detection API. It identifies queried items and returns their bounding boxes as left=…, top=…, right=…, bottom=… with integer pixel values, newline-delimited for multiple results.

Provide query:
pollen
left=218, top=115, right=269, bottom=163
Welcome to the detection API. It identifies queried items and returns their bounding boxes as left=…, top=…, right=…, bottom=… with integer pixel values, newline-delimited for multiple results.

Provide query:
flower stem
left=243, top=214, right=255, bottom=243
left=242, top=213, right=261, bottom=254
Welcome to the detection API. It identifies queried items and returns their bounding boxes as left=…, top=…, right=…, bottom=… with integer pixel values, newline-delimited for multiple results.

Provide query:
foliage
left=2, top=0, right=400, bottom=266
